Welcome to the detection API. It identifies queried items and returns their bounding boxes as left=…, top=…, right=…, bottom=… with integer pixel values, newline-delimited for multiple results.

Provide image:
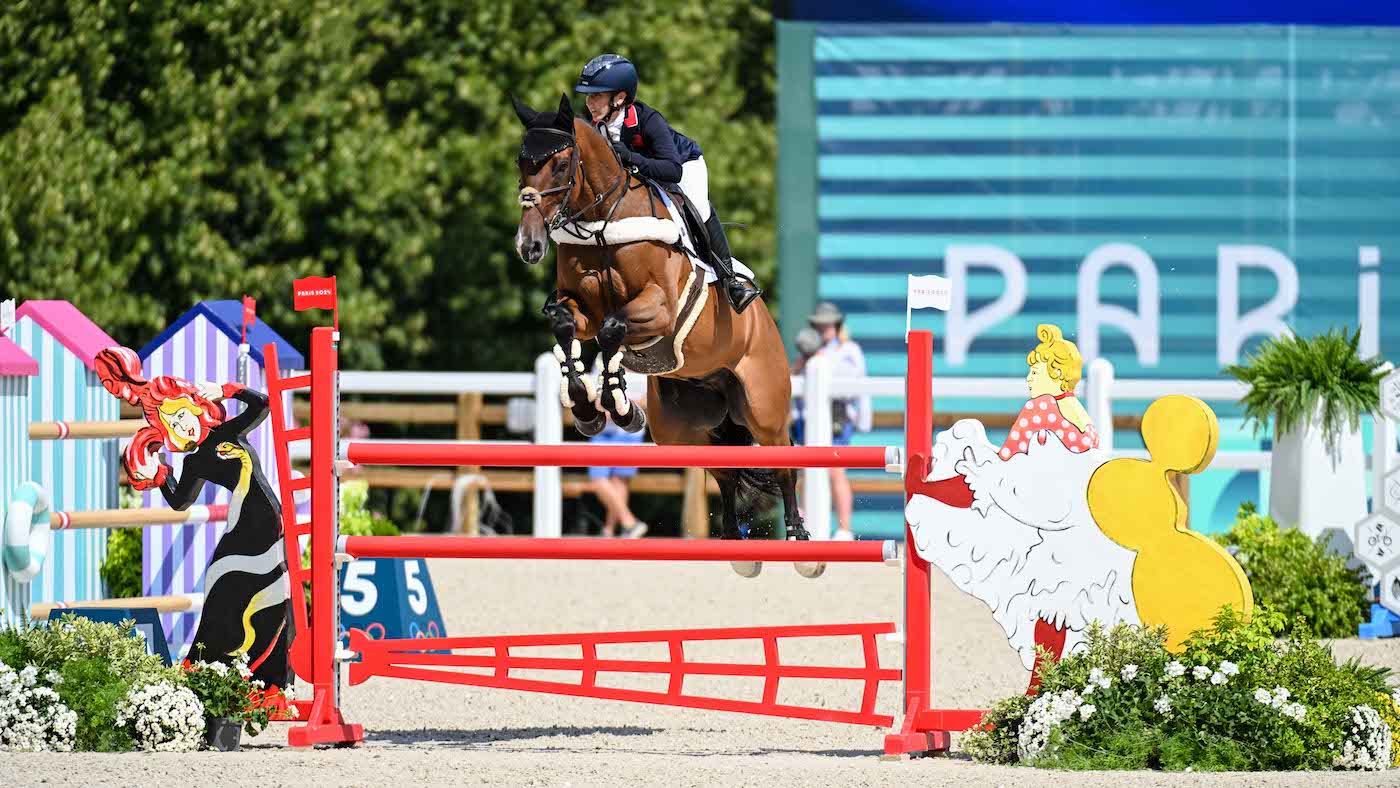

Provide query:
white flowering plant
left=115, top=681, right=205, bottom=752
left=183, top=648, right=281, bottom=736
left=0, top=616, right=188, bottom=752
left=963, top=608, right=1400, bottom=771
left=0, top=659, right=78, bottom=752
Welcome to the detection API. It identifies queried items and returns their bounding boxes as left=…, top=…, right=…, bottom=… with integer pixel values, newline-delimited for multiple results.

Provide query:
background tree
left=0, top=0, right=777, bottom=372
left=0, top=0, right=776, bottom=534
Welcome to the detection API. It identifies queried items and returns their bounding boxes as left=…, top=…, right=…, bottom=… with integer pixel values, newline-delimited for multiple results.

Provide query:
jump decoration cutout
left=94, top=347, right=292, bottom=689
left=905, top=324, right=1252, bottom=685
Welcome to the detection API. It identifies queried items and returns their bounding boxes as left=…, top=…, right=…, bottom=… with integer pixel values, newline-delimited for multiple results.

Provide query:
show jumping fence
left=264, top=325, right=985, bottom=755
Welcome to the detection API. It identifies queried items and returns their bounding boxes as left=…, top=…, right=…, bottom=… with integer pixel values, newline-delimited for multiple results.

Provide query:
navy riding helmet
left=575, top=54, right=638, bottom=102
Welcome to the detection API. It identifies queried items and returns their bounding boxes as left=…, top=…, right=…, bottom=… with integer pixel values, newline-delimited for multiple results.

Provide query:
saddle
left=616, top=176, right=714, bottom=377
left=635, top=175, right=714, bottom=265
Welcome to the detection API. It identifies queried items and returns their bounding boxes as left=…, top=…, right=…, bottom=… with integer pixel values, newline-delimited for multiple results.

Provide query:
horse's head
left=512, top=93, right=583, bottom=265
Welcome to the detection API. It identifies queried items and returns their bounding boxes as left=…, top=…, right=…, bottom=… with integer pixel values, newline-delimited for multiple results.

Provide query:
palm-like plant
left=1224, top=328, right=1386, bottom=454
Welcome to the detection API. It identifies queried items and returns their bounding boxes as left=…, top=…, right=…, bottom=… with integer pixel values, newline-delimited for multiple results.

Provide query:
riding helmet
left=575, top=54, right=639, bottom=102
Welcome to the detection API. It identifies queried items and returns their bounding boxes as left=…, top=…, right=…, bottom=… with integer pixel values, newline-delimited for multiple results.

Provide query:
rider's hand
left=610, top=140, right=634, bottom=165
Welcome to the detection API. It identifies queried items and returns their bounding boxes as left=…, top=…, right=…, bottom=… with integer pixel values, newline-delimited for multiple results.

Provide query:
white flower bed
left=0, top=660, right=77, bottom=752
left=115, top=681, right=206, bottom=752
left=1018, top=689, right=1085, bottom=760
left=1333, top=705, right=1392, bottom=771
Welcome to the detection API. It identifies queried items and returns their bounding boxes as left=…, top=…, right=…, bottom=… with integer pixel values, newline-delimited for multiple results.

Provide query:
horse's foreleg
left=595, top=313, right=646, bottom=433
left=544, top=292, right=606, bottom=436
left=594, top=284, right=673, bottom=433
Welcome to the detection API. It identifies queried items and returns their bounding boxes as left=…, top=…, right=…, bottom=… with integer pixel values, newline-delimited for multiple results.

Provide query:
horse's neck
left=575, top=127, right=651, bottom=222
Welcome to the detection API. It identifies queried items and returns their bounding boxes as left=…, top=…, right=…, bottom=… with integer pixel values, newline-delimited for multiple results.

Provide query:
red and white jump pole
left=274, top=324, right=984, bottom=753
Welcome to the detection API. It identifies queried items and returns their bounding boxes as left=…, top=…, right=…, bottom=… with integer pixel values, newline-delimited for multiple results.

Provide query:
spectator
left=806, top=302, right=871, bottom=541
left=587, top=361, right=648, bottom=539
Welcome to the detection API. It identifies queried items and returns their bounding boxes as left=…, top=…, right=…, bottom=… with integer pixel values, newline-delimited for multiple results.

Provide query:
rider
left=574, top=53, right=762, bottom=314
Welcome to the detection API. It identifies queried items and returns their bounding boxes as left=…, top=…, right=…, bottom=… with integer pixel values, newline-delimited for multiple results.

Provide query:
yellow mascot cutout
left=1087, top=395, right=1253, bottom=650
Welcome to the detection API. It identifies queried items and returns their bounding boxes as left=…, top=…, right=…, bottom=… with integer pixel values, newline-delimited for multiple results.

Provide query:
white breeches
left=679, top=157, right=710, bottom=222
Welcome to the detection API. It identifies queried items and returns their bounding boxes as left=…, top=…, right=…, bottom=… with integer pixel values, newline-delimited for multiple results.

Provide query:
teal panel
left=804, top=24, right=1400, bottom=534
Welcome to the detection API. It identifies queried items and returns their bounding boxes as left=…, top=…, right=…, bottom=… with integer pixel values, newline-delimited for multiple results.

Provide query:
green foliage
left=101, top=528, right=143, bottom=600
left=962, top=611, right=1400, bottom=771
left=0, top=616, right=186, bottom=751
left=1223, top=328, right=1385, bottom=447
left=0, top=0, right=776, bottom=373
left=340, top=480, right=402, bottom=538
left=183, top=649, right=276, bottom=736
left=1217, top=503, right=1370, bottom=638
left=101, top=487, right=147, bottom=599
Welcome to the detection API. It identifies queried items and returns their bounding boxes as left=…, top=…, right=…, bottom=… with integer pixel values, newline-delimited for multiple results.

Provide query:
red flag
left=293, top=275, right=338, bottom=330
left=293, top=276, right=337, bottom=312
left=241, top=296, right=257, bottom=344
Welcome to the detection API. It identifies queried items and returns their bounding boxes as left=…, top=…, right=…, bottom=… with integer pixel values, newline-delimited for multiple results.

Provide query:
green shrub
left=100, top=487, right=147, bottom=599
left=0, top=616, right=186, bottom=751
left=101, top=528, right=143, bottom=600
left=340, top=480, right=402, bottom=538
left=962, top=609, right=1400, bottom=771
left=1223, top=327, right=1385, bottom=448
left=1217, top=503, right=1370, bottom=638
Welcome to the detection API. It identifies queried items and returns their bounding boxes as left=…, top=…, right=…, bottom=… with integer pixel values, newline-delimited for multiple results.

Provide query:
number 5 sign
left=338, top=557, right=446, bottom=647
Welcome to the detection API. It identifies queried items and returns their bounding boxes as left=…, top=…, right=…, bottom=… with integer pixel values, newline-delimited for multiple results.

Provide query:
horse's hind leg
left=729, top=357, right=808, bottom=542
left=544, top=293, right=606, bottom=436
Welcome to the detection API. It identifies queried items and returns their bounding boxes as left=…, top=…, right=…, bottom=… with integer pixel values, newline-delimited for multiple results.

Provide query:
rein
left=517, top=126, right=639, bottom=246
left=519, top=123, right=662, bottom=315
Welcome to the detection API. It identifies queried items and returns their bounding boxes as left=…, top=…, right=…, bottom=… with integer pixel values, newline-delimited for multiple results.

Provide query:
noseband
left=517, top=126, right=633, bottom=245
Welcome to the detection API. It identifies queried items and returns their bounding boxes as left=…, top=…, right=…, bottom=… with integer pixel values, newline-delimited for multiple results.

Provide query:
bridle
left=517, top=125, right=635, bottom=246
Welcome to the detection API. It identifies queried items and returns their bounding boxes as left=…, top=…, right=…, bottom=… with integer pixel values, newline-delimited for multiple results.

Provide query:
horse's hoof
left=731, top=561, right=762, bottom=578
left=794, top=561, right=827, bottom=579
left=613, top=404, right=647, bottom=434
left=575, top=411, right=607, bottom=437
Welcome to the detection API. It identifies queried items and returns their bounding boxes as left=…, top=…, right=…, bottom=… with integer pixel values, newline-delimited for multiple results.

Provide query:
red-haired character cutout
left=94, top=347, right=291, bottom=691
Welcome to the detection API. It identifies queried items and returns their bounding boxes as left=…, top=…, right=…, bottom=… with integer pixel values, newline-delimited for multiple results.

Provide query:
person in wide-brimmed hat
left=807, top=301, right=844, bottom=327
left=801, top=302, right=871, bottom=541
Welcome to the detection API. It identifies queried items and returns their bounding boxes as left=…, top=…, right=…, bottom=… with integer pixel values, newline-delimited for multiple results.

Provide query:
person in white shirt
left=805, top=302, right=871, bottom=541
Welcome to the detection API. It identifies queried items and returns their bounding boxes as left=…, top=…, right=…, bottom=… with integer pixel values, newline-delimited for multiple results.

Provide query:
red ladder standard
left=269, top=322, right=984, bottom=753
left=348, top=623, right=900, bottom=727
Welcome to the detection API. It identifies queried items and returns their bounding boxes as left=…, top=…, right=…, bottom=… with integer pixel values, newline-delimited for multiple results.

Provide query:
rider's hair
left=1026, top=324, right=1083, bottom=393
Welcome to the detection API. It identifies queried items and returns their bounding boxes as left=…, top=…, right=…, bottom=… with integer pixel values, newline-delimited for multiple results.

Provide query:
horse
left=511, top=93, right=816, bottom=571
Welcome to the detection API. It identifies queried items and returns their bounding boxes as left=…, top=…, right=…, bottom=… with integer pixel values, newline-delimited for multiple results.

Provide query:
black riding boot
left=703, top=208, right=762, bottom=314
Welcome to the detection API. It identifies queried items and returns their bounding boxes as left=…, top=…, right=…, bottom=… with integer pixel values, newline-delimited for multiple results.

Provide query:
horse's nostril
left=529, top=241, right=543, bottom=259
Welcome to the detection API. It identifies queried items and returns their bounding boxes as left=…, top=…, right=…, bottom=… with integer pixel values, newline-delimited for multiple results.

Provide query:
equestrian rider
left=574, top=53, right=762, bottom=314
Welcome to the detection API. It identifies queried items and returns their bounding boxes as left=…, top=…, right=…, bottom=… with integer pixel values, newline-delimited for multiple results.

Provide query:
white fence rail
left=325, top=356, right=1398, bottom=538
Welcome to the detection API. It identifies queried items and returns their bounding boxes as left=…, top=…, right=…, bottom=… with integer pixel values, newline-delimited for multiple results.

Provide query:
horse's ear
left=510, top=92, right=538, bottom=127
left=555, top=93, right=574, bottom=129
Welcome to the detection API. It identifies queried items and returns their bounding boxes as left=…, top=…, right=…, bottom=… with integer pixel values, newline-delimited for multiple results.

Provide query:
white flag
left=906, top=274, right=951, bottom=337
left=0, top=299, right=13, bottom=336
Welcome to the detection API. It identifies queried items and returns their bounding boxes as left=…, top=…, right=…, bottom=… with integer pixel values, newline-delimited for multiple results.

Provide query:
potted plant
left=183, top=652, right=279, bottom=751
left=1224, top=328, right=1385, bottom=555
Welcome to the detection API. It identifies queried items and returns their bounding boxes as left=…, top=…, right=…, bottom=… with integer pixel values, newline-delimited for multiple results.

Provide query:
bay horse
left=511, top=94, right=815, bottom=571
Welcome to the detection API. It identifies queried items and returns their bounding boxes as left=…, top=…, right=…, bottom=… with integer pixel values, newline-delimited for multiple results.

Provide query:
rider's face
left=585, top=92, right=620, bottom=123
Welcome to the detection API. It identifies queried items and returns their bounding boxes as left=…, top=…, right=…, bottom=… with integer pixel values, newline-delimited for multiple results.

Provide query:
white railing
left=324, top=355, right=1398, bottom=539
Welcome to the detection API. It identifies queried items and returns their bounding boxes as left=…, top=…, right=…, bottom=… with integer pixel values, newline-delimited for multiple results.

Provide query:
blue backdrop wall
left=778, top=21, right=1400, bottom=537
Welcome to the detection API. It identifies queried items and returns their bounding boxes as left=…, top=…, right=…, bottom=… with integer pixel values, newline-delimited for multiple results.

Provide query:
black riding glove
left=610, top=140, right=636, bottom=166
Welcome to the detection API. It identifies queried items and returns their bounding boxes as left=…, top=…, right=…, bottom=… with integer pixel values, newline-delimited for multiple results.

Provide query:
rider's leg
left=678, top=158, right=762, bottom=314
